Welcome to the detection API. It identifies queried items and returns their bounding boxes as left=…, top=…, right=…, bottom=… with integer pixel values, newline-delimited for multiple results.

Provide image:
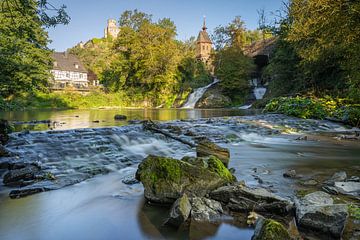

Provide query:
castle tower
left=104, top=19, right=119, bottom=38
left=196, top=17, right=213, bottom=64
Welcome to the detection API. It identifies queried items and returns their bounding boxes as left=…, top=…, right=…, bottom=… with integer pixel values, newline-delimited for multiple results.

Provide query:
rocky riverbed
left=0, top=114, right=359, bottom=239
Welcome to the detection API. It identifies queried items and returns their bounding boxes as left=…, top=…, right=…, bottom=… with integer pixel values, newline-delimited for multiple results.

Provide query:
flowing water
left=253, top=87, right=267, bottom=100
left=182, top=79, right=220, bottom=109
left=0, top=111, right=359, bottom=240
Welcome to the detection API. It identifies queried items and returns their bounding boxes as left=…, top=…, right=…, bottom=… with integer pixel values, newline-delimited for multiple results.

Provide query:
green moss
left=259, top=219, right=291, bottom=240
left=348, top=204, right=360, bottom=220
left=141, top=155, right=182, bottom=184
left=207, top=156, right=236, bottom=182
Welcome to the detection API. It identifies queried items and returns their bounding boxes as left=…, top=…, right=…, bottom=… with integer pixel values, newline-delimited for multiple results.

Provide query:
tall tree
left=101, top=10, right=184, bottom=104
left=0, top=0, right=69, bottom=98
left=286, top=0, right=360, bottom=98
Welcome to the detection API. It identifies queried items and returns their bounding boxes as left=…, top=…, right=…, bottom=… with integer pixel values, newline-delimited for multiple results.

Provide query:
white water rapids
left=182, top=79, right=219, bottom=109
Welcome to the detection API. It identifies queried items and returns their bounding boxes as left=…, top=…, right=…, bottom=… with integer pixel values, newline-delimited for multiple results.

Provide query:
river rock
left=114, top=114, right=127, bottom=120
left=252, top=217, right=291, bottom=240
left=3, top=165, right=41, bottom=187
left=283, top=169, right=297, bottom=178
left=165, top=194, right=192, bottom=227
left=0, top=145, right=9, bottom=157
left=348, top=176, right=360, bottom=182
left=190, top=197, right=223, bottom=222
left=0, top=119, right=12, bottom=145
left=295, top=191, right=348, bottom=238
left=196, top=139, right=230, bottom=167
left=135, top=155, right=236, bottom=204
left=210, top=182, right=294, bottom=215
left=325, top=171, right=347, bottom=185
left=334, top=182, right=360, bottom=197
left=196, top=92, right=232, bottom=109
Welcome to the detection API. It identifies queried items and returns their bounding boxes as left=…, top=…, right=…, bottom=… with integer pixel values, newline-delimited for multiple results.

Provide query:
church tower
left=196, top=17, right=213, bottom=64
left=104, top=19, right=120, bottom=38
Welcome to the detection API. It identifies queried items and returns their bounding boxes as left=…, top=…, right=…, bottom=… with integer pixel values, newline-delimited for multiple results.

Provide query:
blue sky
left=47, top=0, right=284, bottom=51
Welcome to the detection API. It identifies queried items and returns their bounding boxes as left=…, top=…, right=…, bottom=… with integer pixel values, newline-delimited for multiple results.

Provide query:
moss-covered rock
left=252, top=218, right=291, bottom=240
left=196, top=139, right=230, bottom=167
left=135, top=155, right=236, bottom=204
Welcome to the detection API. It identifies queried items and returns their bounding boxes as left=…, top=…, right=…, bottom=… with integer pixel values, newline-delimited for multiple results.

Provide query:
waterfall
left=253, top=87, right=267, bottom=100
left=182, top=79, right=219, bottom=109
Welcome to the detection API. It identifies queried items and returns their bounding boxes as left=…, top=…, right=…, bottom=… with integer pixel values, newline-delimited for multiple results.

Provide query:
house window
left=75, top=64, right=79, bottom=69
left=203, top=46, right=205, bottom=50
left=66, top=72, right=70, bottom=78
left=53, top=61, right=58, bottom=67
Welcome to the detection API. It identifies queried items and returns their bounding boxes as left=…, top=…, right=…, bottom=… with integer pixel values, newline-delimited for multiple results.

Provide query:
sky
left=47, top=0, right=284, bottom=51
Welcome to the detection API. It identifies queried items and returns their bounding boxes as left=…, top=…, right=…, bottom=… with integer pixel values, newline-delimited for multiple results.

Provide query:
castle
left=196, top=17, right=213, bottom=65
left=104, top=19, right=119, bottom=38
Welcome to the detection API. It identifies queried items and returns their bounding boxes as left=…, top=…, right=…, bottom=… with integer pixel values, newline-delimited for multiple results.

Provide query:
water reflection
left=137, top=200, right=254, bottom=240
left=0, top=108, right=259, bottom=131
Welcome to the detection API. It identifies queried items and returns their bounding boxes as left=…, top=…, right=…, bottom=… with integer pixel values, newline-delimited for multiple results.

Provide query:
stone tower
left=196, top=17, right=213, bottom=64
left=104, top=19, right=119, bottom=38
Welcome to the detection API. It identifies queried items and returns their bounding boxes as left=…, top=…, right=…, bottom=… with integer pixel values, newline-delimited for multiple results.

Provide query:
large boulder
left=190, top=197, right=223, bottom=222
left=196, top=139, right=230, bottom=167
left=295, top=191, right=348, bottom=239
left=210, top=182, right=294, bottom=215
left=135, top=155, right=236, bottom=204
left=165, top=194, right=192, bottom=228
left=252, top=217, right=291, bottom=240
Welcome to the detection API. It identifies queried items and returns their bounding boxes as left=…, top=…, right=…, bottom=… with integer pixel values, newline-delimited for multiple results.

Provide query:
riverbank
left=0, top=114, right=359, bottom=239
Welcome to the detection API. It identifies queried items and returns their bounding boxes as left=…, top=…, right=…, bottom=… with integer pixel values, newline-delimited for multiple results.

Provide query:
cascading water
left=182, top=79, right=219, bottom=109
left=253, top=87, right=267, bottom=100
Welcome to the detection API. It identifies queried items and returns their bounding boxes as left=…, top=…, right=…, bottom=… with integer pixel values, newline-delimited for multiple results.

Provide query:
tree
left=286, top=0, right=360, bottom=99
left=0, top=0, right=50, bottom=98
left=212, top=16, right=256, bottom=102
left=0, top=0, right=69, bottom=98
left=1, top=0, right=70, bottom=27
left=101, top=11, right=185, bottom=105
left=215, top=46, right=254, bottom=97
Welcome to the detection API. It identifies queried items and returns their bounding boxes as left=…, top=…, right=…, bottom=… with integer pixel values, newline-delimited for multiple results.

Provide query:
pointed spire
left=202, top=15, right=207, bottom=31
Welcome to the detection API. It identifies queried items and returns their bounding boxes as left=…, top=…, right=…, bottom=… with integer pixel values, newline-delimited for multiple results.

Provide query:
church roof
left=51, top=52, right=88, bottom=73
left=197, top=30, right=212, bottom=44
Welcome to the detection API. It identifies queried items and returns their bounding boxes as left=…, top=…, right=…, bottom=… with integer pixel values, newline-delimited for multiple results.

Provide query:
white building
left=50, top=52, right=89, bottom=89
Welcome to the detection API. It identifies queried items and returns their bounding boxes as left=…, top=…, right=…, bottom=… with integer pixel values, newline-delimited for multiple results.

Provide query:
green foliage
left=69, top=38, right=114, bottom=77
left=264, top=96, right=360, bottom=127
left=0, top=0, right=52, bottom=99
left=1, top=0, right=70, bottom=27
left=98, top=10, right=211, bottom=107
left=0, top=91, right=132, bottom=111
left=214, top=46, right=255, bottom=100
left=333, top=105, right=360, bottom=127
left=264, top=96, right=337, bottom=119
left=212, top=16, right=272, bottom=50
left=264, top=0, right=360, bottom=101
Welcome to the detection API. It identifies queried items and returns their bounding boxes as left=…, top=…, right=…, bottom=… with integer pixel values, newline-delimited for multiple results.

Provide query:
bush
left=333, top=105, right=360, bottom=127
left=264, top=96, right=333, bottom=119
left=264, top=96, right=360, bottom=127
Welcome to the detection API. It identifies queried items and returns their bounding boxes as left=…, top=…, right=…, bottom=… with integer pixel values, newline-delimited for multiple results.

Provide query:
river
left=0, top=109, right=359, bottom=240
